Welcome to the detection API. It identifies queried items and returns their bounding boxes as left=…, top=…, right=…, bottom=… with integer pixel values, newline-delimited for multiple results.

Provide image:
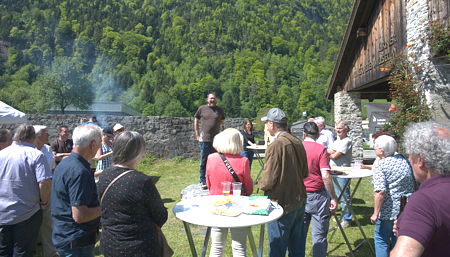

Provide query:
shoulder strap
left=218, top=153, right=247, bottom=196
left=100, top=169, right=134, bottom=205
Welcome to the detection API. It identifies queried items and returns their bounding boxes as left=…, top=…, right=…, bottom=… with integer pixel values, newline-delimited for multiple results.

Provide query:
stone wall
left=406, top=0, right=450, bottom=126
left=0, top=114, right=245, bottom=159
left=334, top=91, right=363, bottom=159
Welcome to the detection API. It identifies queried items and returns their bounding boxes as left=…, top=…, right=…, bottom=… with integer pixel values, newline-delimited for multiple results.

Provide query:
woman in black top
left=240, top=119, right=256, bottom=168
left=97, top=131, right=168, bottom=257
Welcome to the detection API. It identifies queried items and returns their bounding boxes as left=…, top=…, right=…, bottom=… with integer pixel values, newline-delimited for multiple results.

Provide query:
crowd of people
left=194, top=93, right=450, bottom=257
left=1, top=92, right=449, bottom=257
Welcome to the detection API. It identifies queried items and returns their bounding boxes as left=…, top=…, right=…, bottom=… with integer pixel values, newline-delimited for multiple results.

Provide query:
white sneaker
left=340, top=220, right=351, bottom=228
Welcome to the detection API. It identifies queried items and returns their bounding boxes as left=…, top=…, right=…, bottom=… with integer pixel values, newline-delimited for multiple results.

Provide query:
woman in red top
left=206, top=128, right=253, bottom=257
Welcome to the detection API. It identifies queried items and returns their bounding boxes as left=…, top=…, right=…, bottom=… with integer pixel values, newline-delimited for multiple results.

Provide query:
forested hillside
left=0, top=0, right=352, bottom=121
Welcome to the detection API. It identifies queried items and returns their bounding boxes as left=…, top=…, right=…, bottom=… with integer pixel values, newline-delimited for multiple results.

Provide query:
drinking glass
left=353, top=160, right=362, bottom=171
left=232, top=182, right=242, bottom=196
left=221, top=181, right=231, bottom=196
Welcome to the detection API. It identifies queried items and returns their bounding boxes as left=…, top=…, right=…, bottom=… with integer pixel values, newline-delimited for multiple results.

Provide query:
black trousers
left=0, top=210, right=43, bottom=257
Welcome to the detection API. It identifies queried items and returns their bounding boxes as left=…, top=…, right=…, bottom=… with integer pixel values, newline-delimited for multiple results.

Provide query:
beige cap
left=113, top=123, right=124, bottom=132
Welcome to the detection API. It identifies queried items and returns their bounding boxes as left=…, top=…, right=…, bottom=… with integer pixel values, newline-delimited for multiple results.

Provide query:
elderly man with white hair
left=391, top=122, right=450, bottom=257
left=314, top=116, right=334, bottom=148
left=370, top=135, right=415, bottom=257
left=34, top=125, right=58, bottom=257
left=51, top=124, right=102, bottom=257
left=328, top=121, right=353, bottom=228
left=0, top=124, right=52, bottom=257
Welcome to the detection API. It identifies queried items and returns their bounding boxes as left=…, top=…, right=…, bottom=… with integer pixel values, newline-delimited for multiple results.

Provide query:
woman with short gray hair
left=370, top=135, right=415, bottom=257
left=97, top=131, right=168, bottom=257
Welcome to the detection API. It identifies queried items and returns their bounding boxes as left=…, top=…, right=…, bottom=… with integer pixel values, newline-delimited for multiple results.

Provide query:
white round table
left=173, top=195, right=283, bottom=257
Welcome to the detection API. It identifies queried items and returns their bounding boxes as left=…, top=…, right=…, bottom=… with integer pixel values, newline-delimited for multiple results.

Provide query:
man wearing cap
left=194, top=92, right=225, bottom=189
left=93, top=127, right=114, bottom=180
left=259, top=108, right=309, bottom=257
left=112, top=123, right=125, bottom=138
left=302, top=122, right=338, bottom=257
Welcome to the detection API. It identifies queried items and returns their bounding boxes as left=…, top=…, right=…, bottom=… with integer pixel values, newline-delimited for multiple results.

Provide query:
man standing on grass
left=301, top=122, right=338, bottom=257
left=391, top=122, right=450, bottom=257
left=0, top=124, right=52, bottom=257
left=34, top=125, right=58, bottom=257
left=194, top=92, right=225, bottom=189
left=328, top=121, right=353, bottom=228
left=259, top=108, right=309, bottom=257
left=51, top=125, right=73, bottom=166
left=52, top=124, right=102, bottom=257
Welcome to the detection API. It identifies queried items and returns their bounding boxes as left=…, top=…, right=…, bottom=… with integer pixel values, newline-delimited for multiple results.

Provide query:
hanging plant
left=381, top=51, right=431, bottom=138
left=428, top=21, right=450, bottom=58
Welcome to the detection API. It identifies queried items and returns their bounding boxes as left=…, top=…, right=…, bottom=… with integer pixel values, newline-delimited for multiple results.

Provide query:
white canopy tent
left=0, top=101, right=27, bottom=124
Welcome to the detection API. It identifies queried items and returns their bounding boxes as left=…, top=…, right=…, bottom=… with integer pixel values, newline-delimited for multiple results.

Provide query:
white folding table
left=173, top=195, right=283, bottom=257
left=329, top=168, right=375, bottom=256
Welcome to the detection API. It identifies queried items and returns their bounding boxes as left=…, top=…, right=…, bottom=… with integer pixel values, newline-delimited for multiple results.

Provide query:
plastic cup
left=221, top=181, right=231, bottom=196
left=353, top=160, right=362, bottom=171
left=232, top=182, right=242, bottom=196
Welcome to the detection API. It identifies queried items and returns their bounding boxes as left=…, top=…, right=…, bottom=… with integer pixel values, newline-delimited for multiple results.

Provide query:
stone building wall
left=406, top=0, right=450, bottom=126
left=334, top=91, right=363, bottom=160
left=0, top=114, right=245, bottom=159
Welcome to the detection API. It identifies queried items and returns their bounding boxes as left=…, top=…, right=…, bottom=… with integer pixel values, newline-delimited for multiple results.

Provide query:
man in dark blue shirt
left=51, top=124, right=102, bottom=257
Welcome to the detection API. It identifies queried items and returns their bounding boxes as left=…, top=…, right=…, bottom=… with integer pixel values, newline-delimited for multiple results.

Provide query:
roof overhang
left=327, top=0, right=379, bottom=99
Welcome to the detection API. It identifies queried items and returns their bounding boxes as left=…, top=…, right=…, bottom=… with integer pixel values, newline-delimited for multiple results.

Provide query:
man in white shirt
left=328, top=121, right=353, bottom=228
left=34, top=125, right=58, bottom=257
left=315, top=116, right=334, bottom=148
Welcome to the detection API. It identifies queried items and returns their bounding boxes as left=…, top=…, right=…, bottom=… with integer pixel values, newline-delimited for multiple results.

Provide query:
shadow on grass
left=328, top=237, right=375, bottom=257
left=162, top=198, right=175, bottom=204
left=352, top=198, right=366, bottom=204
left=352, top=206, right=373, bottom=226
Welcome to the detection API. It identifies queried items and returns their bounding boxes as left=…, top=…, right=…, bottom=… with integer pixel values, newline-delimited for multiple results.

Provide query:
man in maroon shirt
left=301, top=122, right=338, bottom=257
left=391, top=121, right=450, bottom=257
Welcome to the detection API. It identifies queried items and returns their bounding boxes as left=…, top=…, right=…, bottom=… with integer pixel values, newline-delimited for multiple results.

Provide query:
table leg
left=258, top=224, right=265, bottom=257
left=248, top=228, right=258, bottom=257
left=329, top=177, right=375, bottom=256
left=331, top=212, right=355, bottom=257
left=201, top=227, right=211, bottom=257
left=253, top=151, right=264, bottom=193
left=183, top=221, right=198, bottom=257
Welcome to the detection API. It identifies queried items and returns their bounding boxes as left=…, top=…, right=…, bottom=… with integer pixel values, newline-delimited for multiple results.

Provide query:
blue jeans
left=267, top=204, right=306, bottom=257
left=0, top=209, right=42, bottom=257
left=198, top=142, right=216, bottom=183
left=303, top=190, right=331, bottom=257
left=333, top=177, right=352, bottom=221
left=58, top=246, right=95, bottom=257
left=240, top=150, right=254, bottom=168
left=374, top=220, right=397, bottom=257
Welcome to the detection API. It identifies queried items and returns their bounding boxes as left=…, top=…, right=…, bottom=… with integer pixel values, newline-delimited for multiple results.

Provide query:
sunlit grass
left=35, top=155, right=375, bottom=257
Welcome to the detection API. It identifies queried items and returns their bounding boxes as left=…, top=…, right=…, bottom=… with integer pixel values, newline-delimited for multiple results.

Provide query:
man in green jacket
left=259, top=108, right=309, bottom=257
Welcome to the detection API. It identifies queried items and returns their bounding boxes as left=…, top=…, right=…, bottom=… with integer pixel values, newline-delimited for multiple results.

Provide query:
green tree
left=33, top=57, right=93, bottom=113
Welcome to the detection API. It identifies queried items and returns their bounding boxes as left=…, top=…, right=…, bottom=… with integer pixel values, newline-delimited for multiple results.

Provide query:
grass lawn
left=37, top=156, right=377, bottom=257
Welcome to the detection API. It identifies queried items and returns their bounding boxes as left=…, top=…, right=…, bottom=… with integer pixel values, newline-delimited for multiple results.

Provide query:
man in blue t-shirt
left=51, top=124, right=102, bottom=257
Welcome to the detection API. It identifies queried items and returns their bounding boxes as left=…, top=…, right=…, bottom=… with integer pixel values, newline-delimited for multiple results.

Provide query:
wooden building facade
left=327, top=0, right=449, bottom=158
